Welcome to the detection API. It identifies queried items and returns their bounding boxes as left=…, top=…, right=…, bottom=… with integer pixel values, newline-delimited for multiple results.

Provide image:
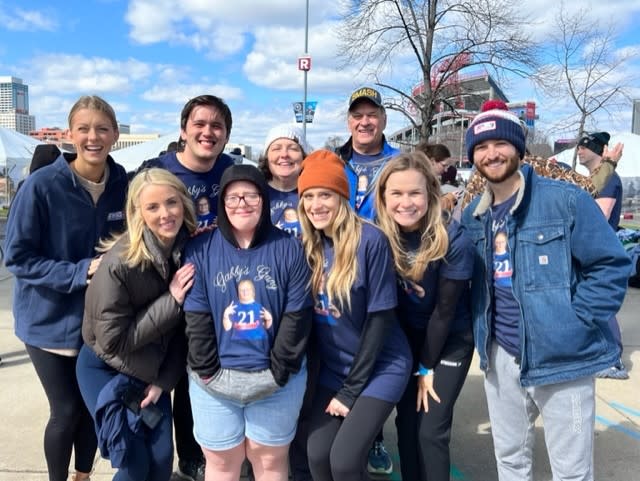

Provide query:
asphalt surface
left=0, top=268, right=639, bottom=480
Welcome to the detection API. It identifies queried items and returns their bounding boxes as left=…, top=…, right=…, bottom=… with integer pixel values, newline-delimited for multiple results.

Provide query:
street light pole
left=302, top=0, right=309, bottom=144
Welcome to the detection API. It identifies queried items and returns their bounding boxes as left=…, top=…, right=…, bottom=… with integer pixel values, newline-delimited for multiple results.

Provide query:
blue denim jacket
left=462, top=164, right=630, bottom=386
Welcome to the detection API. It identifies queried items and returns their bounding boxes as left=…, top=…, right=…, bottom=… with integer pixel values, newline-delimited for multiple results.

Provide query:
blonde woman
left=5, top=95, right=128, bottom=481
left=76, top=168, right=197, bottom=481
left=375, top=152, right=474, bottom=481
left=297, top=150, right=411, bottom=481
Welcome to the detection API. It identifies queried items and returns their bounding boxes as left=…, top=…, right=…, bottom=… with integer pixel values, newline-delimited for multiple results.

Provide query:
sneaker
left=176, top=458, right=205, bottom=481
left=367, top=440, right=393, bottom=474
left=596, top=361, right=629, bottom=380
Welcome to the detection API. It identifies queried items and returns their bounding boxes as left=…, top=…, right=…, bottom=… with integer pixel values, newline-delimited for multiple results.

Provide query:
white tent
left=110, top=134, right=257, bottom=172
left=0, top=127, right=44, bottom=183
left=553, top=132, right=640, bottom=179
left=110, top=133, right=179, bottom=172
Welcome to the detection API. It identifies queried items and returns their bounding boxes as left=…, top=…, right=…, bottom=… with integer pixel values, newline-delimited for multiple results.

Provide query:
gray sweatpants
left=484, top=343, right=595, bottom=481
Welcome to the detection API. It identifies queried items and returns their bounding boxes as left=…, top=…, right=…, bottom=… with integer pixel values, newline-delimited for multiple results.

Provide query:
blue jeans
left=484, top=343, right=595, bottom=481
left=76, top=345, right=174, bottom=481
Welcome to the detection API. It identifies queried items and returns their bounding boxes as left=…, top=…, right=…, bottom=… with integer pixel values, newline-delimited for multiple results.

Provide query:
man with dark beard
left=461, top=105, right=630, bottom=481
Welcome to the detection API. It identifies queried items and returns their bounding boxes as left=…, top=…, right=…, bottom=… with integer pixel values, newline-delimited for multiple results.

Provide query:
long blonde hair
left=298, top=194, right=362, bottom=311
left=101, top=168, right=197, bottom=267
left=375, top=152, right=449, bottom=282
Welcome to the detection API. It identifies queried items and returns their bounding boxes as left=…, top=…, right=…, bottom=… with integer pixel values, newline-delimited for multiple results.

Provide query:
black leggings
left=395, top=332, right=473, bottom=481
left=172, top=371, right=203, bottom=462
left=307, top=385, right=394, bottom=481
left=26, top=345, right=97, bottom=481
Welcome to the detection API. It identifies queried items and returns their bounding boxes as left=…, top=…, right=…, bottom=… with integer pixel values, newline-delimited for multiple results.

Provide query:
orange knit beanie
left=297, top=149, right=350, bottom=199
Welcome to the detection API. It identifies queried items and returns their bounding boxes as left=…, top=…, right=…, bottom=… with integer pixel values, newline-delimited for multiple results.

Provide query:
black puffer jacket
left=82, top=228, right=189, bottom=391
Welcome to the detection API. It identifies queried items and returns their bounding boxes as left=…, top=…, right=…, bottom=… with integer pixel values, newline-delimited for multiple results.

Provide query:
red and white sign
left=298, top=56, right=312, bottom=71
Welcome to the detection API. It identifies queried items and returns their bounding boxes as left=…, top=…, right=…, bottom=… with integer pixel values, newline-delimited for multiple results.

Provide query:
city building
left=632, top=99, right=640, bottom=135
left=0, top=76, right=36, bottom=134
left=113, top=133, right=161, bottom=151
left=29, top=127, right=66, bottom=143
left=388, top=70, right=536, bottom=165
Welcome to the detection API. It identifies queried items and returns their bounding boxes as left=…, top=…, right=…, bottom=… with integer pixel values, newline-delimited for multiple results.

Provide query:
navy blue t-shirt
left=397, top=220, right=473, bottom=333
left=313, top=223, right=412, bottom=404
left=598, top=172, right=622, bottom=231
left=184, top=228, right=312, bottom=370
left=349, top=151, right=388, bottom=213
left=490, top=193, right=521, bottom=357
left=149, top=152, right=234, bottom=231
left=268, top=186, right=301, bottom=238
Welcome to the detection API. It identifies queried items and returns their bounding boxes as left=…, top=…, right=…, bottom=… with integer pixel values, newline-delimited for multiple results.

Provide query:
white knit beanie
left=263, top=124, right=311, bottom=155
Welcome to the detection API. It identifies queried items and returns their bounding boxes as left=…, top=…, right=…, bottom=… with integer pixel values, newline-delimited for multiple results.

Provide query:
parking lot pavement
left=1, top=274, right=638, bottom=480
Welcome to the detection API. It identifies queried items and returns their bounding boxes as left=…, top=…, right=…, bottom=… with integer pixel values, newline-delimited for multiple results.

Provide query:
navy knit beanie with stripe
left=465, top=101, right=526, bottom=162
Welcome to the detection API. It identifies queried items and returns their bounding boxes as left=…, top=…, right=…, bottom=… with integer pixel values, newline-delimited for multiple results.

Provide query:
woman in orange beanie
left=297, top=150, right=411, bottom=481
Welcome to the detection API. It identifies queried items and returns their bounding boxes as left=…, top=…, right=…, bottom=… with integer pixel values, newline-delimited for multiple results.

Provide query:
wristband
left=414, top=363, right=432, bottom=376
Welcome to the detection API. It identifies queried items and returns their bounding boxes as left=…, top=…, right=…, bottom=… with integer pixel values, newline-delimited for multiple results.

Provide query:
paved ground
left=0, top=266, right=638, bottom=480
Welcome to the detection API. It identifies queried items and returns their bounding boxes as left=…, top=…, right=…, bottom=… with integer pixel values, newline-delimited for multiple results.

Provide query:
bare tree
left=533, top=2, right=637, bottom=166
left=337, top=0, right=539, bottom=142
left=324, top=135, right=345, bottom=151
left=527, top=128, right=553, bottom=158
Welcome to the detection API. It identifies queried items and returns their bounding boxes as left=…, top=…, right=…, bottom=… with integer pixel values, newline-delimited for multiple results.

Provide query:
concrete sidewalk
left=1, top=268, right=639, bottom=480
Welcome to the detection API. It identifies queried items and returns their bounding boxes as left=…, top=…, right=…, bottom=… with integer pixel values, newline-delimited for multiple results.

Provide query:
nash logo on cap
left=474, top=121, right=496, bottom=134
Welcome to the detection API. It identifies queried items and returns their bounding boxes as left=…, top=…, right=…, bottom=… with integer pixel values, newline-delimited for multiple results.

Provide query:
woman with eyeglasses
left=258, top=124, right=311, bottom=239
left=183, top=164, right=313, bottom=481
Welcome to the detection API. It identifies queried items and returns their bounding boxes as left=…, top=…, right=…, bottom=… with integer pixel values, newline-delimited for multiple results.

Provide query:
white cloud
left=243, top=22, right=365, bottom=93
left=125, top=0, right=344, bottom=58
left=141, top=84, right=243, bottom=104
left=25, top=54, right=153, bottom=95
left=521, top=1, right=640, bottom=42
left=0, top=6, right=57, bottom=32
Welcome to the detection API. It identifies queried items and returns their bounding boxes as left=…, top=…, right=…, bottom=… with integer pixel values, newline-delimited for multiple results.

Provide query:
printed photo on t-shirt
left=276, top=207, right=301, bottom=238
left=222, top=279, right=273, bottom=340
left=493, top=231, right=513, bottom=287
left=313, top=273, right=340, bottom=325
left=355, top=174, right=369, bottom=209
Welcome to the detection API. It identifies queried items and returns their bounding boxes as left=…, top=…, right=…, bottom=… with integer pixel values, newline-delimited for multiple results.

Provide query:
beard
left=475, top=153, right=520, bottom=184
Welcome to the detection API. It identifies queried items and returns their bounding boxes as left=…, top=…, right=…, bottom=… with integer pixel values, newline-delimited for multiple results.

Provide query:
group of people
left=4, top=86, right=631, bottom=481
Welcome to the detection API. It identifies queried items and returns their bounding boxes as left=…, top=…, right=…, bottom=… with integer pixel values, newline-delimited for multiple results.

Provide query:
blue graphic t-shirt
left=268, top=186, right=301, bottom=238
left=313, top=223, right=411, bottom=404
left=490, top=193, right=520, bottom=357
left=397, top=220, right=473, bottom=333
left=349, top=151, right=389, bottom=213
left=148, top=152, right=234, bottom=232
left=597, top=172, right=623, bottom=231
left=184, top=227, right=312, bottom=370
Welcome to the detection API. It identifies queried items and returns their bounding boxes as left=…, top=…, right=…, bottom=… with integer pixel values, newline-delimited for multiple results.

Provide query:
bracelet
left=414, top=363, right=432, bottom=376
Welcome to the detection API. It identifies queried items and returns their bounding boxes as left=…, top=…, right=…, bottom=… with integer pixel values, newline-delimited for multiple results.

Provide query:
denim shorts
left=189, top=363, right=307, bottom=450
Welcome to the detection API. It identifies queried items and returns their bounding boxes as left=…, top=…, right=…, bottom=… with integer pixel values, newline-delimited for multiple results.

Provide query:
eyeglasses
left=223, top=192, right=261, bottom=208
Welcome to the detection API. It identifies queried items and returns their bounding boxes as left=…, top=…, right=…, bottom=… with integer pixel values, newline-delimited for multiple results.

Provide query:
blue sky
left=1, top=0, right=639, bottom=157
